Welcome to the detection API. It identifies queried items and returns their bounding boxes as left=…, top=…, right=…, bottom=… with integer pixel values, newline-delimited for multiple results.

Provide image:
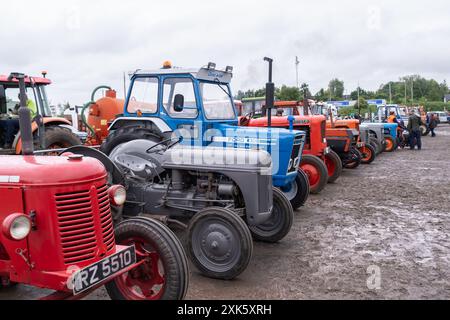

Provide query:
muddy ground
left=1, top=125, right=449, bottom=300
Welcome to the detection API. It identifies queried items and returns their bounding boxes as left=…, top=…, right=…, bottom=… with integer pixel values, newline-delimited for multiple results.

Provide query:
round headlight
left=108, top=185, right=127, bottom=206
left=2, top=214, right=31, bottom=241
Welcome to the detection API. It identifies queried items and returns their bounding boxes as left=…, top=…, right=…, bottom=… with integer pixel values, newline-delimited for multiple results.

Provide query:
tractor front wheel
left=249, top=188, right=294, bottom=243
left=384, top=136, right=397, bottom=152
left=187, top=207, right=253, bottom=280
left=344, top=148, right=362, bottom=169
left=105, top=217, right=189, bottom=300
left=369, top=137, right=382, bottom=155
left=280, top=170, right=310, bottom=210
left=358, top=143, right=376, bottom=164
left=300, top=155, right=328, bottom=194
left=323, top=150, right=343, bottom=184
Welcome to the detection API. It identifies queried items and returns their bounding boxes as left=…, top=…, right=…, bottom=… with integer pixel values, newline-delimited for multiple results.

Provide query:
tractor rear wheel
left=323, top=150, right=342, bottom=184
left=38, top=126, right=81, bottom=153
left=300, top=154, right=328, bottom=194
left=105, top=217, right=189, bottom=300
left=187, top=207, right=253, bottom=280
left=100, top=126, right=162, bottom=156
left=249, top=188, right=293, bottom=243
left=280, top=170, right=310, bottom=210
left=358, top=143, right=376, bottom=164
left=384, top=136, right=397, bottom=152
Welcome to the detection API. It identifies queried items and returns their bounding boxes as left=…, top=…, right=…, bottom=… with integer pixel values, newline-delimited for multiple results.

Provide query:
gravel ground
left=1, top=125, right=449, bottom=300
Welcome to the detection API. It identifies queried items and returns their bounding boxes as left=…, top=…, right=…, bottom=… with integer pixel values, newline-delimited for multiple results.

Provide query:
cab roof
left=130, top=66, right=233, bottom=84
left=0, top=75, right=51, bottom=87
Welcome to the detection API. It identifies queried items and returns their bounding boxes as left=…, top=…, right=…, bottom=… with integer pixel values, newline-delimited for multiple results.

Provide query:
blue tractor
left=100, top=60, right=309, bottom=210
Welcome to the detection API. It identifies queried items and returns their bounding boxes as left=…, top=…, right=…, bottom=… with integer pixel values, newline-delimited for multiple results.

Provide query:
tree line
left=235, top=75, right=450, bottom=111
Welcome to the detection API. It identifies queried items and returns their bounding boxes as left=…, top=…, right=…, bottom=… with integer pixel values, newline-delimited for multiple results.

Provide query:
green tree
left=276, top=85, right=301, bottom=101
left=328, top=78, right=345, bottom=100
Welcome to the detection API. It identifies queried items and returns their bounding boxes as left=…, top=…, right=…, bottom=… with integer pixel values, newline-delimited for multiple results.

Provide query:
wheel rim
left=280, top=180, right=298, bottom=201
left=114, top=237, right=166, bottom=300
left=300, top=163, right=321, bottom=189
left=324, top=155, right=336, bottom=178
left=191, top=217, right=241, bottom=273
left=359, top=147, right=372, bottom=162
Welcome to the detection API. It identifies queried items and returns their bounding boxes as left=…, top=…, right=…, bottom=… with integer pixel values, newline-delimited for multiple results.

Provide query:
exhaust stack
left=8, top=73, right=34, bottom=155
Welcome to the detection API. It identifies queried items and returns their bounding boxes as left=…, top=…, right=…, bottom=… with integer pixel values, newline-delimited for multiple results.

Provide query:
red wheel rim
left=114, top=237, right=166, bottom=300
left=359, top=147, right=372, bottom=161
left=300, top=163, right=321, bottom=189
left=324, top=156, right=336, bottom=177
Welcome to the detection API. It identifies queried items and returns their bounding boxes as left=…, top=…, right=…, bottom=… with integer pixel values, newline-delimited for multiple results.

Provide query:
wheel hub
left=281, top=180, right=298, bottom=201
left=202, top=228, right=232, bottom=258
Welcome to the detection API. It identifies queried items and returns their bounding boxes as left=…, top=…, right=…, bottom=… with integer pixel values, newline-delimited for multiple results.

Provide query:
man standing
left=429, top=114, right=438, bottom=137
left=407, top=110, right=424, bottom=150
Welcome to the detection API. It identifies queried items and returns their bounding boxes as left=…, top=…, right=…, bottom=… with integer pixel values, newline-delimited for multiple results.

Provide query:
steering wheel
left=239, top=111, right=255, bottom=126
left=146, top=137, right=182, bottom=154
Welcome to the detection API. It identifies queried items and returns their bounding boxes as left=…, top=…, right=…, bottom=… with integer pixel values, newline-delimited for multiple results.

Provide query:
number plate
left=72, top=245, right=136, bottom=295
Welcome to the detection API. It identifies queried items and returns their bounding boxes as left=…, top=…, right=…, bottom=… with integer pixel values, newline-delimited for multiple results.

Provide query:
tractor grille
left=295, top=126, right=311, bottom=146
left=55, top=185, right=115, bottom=265
left=288, top=134, right=304, bottom=173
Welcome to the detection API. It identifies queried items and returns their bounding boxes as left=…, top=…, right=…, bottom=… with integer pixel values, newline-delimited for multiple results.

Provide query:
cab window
left=127, top=77, right=158, bottom=114
left=163, top=78, right=198, bottom=118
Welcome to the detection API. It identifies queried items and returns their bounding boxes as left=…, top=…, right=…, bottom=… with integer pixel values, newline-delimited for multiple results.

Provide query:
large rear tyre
left=105, top=218, right=189, bottom=300
left=300, top=154, right=328, bottom=194
left=249, top=188, right=294, bottom=243
left=384, top=136, right=396, bottom=153
left=280, top=170, right=310, bottom=210
left=187, top=207, right=253, bottom=280
left=36, top=126, right=82, bottom=154
left=358, top=143, right=376, bottom=164
left=323, top=150, right=342, bottom=184
left=100, top=126, right=162, bottom=156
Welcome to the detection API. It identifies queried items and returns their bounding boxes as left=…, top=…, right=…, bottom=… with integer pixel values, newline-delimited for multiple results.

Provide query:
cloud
left=1, top=0, right=449, bottom=105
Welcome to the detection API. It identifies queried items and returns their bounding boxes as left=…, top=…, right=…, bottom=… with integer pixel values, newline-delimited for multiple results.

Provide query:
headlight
left=2, top=214, right=31, bottom=241
left=108, top=185, right=127, bottom=206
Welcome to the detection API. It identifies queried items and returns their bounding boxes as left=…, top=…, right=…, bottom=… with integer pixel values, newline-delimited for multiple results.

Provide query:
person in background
left=429, top=113, right=438, bottom=137
left=407, top=110, right=425, bottom=150
left=0, top=93, right=36, bottom=149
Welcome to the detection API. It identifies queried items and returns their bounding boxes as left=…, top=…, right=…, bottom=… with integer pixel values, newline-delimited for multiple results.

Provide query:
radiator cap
left=68, top=154, right=84, bottom=161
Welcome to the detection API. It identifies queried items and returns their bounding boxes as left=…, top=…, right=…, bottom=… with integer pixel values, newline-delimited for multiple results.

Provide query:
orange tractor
left=326, top=119, right=376, bottom=165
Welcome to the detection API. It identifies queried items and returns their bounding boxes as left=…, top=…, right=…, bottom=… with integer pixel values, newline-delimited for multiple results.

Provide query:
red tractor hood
left=0, top=155, right=107, bottom=186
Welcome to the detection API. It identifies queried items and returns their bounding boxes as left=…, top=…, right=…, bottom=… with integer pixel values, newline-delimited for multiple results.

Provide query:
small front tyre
left=300, top=154, right=328, bottom=194
left=105, top=217, right=189, bottom=300
left=358, top=143, right=376, bottom=164
left=280, top=170, right=310, bottom=210
left=187, top=207, right=253, bottom=280
left=249, top=188, right=294, bottom=243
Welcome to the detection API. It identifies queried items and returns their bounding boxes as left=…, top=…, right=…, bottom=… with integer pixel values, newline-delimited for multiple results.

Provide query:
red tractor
left=0, top=74, right=189, bottom=300
left=239, top=101, right=343, bottom=194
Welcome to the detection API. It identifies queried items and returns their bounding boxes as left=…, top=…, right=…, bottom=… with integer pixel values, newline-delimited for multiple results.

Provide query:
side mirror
left=173, top=94, right=184, bottom=112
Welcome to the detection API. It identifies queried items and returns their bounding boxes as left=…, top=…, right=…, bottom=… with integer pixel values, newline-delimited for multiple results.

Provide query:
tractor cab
left=104, top=61, right=308, bottom=209
left=0, top=73, right=82, bottom=155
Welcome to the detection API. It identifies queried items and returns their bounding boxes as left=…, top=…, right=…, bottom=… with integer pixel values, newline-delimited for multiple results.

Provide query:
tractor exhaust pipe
left=264, top=57, right=274, bottom=128
left=8, top=73, right=34, bottom=155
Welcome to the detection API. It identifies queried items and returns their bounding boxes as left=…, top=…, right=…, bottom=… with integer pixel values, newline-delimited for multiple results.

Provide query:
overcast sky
left=1, top=0, right=449, bottom=105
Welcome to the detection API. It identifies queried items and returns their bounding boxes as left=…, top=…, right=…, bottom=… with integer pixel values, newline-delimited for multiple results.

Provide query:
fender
left=109, top=117, right=172, bottom=134
left=59, top=145, right=125, bottom=186
left=14, top=118, right=72, bottom=154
